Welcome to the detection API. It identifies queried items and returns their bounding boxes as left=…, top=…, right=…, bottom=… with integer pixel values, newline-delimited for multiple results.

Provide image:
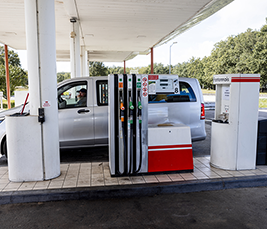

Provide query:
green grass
left=202, top=89, right=267, bottom=108
left=259, top=98, right=267, bottom=108
left=201, top=89, right=215, bottom=94
left=2, top=100, right=15, bottom=109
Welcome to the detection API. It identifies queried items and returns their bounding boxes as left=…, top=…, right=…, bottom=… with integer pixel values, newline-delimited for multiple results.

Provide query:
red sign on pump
left=148, top=75, right=159, bottom=80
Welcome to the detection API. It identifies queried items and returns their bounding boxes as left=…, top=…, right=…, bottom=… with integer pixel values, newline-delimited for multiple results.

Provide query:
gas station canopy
left=0, top=0, right=233, bottom=62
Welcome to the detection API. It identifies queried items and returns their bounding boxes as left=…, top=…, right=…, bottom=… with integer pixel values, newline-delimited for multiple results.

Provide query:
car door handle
left=77, top=109, right=90, bottom=114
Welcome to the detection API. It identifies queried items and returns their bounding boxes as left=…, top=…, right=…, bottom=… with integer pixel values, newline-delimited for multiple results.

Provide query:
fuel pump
left=109, top=74, right=148, bottom=176
left=210, top=74, right=260, bottom=170
left=109, top=74, right=193, bottom=176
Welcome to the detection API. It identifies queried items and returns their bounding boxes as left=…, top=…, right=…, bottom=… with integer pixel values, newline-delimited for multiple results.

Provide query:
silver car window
left=96, top=80, right=108, bottom=106
left=58, top=81, right=87, bottom=109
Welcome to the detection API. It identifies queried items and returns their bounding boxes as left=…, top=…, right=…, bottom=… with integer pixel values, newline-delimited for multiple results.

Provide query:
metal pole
left=124, top=60, right=126, bottom=74
left=70, top=18, right=81, bottom=78
left=151, top=47, right=154, bottom=74
left=169, top=42, right=177, bottom=74
left=4, top=45, right=11, bottom=109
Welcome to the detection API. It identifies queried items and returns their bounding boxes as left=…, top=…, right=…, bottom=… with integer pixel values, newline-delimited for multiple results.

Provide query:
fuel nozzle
left=129, top=101, right=134, bottom=110
left=120, top=100, right=125, bottom=122
left=137, top=97, right=142, bottom=123
left=129, top=99, right=134, bottom=124
left=138, top=100, right=142, bottom=110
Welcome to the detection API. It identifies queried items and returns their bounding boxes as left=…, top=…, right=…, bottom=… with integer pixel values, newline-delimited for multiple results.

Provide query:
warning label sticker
left=43, top=100, right=51, bottom=108
left=142, top=76, right=148, bottom=97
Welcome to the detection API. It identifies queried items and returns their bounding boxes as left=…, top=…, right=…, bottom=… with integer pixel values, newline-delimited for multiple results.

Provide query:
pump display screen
left=148, top=74, right=179, bottom=95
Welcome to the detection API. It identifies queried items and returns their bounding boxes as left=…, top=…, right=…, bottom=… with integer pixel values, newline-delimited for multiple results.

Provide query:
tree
left=108, top=66, right=124, bottom=74
left=89, top=62, right=108, bottom=76
left=57, top=72, right=70, bottom=83
left=0, top=46, right=28, bottom=97
left=138, top=65, right=150, bottom=74
left=154, top=63, right=169, bottom=74
left=171, top=21, right=267, bottom=89
left=207, top=26, right=267, bottom=88
left=0, top=46, right=21, bottom=67
left=173, top=62, right=188, bottom=78
left=250, top=27, right=267, bottom=89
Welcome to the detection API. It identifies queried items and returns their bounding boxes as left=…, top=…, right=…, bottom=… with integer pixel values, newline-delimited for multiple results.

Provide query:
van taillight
left=201, top=103, right=205, bottom=120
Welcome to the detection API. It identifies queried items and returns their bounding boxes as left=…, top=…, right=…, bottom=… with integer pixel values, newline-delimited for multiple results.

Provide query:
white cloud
left=152, top=0, right=267, bottom=66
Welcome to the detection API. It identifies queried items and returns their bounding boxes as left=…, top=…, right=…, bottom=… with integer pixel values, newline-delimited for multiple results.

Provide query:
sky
left=16, top=0, right=267, bottom=72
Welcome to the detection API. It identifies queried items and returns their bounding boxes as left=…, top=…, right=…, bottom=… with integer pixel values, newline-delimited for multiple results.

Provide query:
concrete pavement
left=0, top=155, right=267, bottom=205
left=0, top=100, right=266, bottom=205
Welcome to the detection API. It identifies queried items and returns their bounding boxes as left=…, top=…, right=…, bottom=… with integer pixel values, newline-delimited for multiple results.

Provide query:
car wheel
left=2, top=139, right=7, bottom=159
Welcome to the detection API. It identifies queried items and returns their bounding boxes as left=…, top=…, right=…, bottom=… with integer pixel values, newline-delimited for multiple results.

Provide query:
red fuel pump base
left=147, top=124, right=194, bottom=173
left=148, top=144, right=193, bottom=173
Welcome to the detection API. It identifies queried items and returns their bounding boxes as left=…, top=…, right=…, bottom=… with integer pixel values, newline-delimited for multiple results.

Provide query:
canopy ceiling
left=0, top=0, right=233, bottom=62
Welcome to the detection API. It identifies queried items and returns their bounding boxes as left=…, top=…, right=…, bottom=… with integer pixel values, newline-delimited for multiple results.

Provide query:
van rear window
left=96, top=80, right=108, bottom=106
left=148, top=82, right=196, bottom=103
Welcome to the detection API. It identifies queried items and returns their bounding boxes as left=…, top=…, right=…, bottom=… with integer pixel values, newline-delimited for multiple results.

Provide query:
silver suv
left=0, top=76, right=206, bottom=157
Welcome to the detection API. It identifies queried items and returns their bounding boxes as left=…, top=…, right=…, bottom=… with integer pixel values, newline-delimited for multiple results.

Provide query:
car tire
left=2, top=139, right=7, bottom=159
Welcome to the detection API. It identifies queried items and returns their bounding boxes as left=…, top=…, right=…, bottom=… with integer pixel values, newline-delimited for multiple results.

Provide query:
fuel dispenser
left=210, top=74, right=260, bottom=170
left=108, top=74, right=193, bottom=176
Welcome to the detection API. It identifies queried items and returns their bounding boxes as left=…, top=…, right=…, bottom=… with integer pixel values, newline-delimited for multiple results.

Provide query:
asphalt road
left=1, top=186, right=267, bottom=228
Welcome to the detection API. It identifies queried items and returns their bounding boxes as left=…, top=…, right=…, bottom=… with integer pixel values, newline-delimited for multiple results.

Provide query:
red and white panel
left=148, top=124, right=194, bottom=173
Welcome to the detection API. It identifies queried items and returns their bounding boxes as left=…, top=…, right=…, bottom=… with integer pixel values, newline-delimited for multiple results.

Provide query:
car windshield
left=148, top=81, right=196, bottom=103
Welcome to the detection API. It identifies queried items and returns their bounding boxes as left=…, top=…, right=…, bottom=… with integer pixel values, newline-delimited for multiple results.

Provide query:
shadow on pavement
left=192, top=122, right=211, bottom=157
left=60, top=146, right=109, bottom=163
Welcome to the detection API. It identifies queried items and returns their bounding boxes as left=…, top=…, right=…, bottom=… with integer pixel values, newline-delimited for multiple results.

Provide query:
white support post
left=70, top=19, right=81, bottom=78
left=6, top=0, right=60, bottom=182
left=81, top=46, right=89, bottom=76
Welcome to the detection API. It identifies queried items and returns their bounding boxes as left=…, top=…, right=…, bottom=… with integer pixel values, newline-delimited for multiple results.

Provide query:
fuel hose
left=116, top=100, right=126, bottom=176
left=128, top=98, right=134, bottom=174
left=134, top=99, right=143, bottom=173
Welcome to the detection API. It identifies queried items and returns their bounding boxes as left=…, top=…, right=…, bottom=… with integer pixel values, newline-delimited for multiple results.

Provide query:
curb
left=1, top=175, right=267, bottom=205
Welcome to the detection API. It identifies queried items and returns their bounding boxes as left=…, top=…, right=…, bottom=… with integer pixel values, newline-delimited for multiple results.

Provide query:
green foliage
left=108, top=66, right=124, bottom=74
left=0, top=46, right=21, bottom=67
left=3, top=101, right=15, bottom=109
left=89, top=62, right=108, bottom=76
left=57, top=72, right=71, bottom=83
left=88, top=62, right=165, bottom=75
left=173, top=22, right=267, bottom=89
left=0, top=47, right=28, bottom=97
left=138, top=65, right=150, bottom=74
left=153, top=63, right=169, bottom=74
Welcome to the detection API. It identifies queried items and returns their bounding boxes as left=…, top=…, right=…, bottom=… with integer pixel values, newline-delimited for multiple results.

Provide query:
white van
left=0, top=76, right=206, bottom=157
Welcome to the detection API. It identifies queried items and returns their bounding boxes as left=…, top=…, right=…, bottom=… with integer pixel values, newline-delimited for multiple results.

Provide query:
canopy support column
left=4, top=44, right=11, bottom=109
left=6, top=0, right=61, bottom=182
left=150, top=47, right=154, bottom=74
left=80, top=45, right=89, bottom=76
left=70, top=18, right=81, bottom=78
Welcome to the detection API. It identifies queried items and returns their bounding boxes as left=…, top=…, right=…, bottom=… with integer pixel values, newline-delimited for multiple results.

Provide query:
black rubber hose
left=122, top=121, right=128, bottom=175
left=129, top=126, right=133, bottom=174
left=134, top=122, right=143, bottom=173
left=116, top=120, right=125, bottom=176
